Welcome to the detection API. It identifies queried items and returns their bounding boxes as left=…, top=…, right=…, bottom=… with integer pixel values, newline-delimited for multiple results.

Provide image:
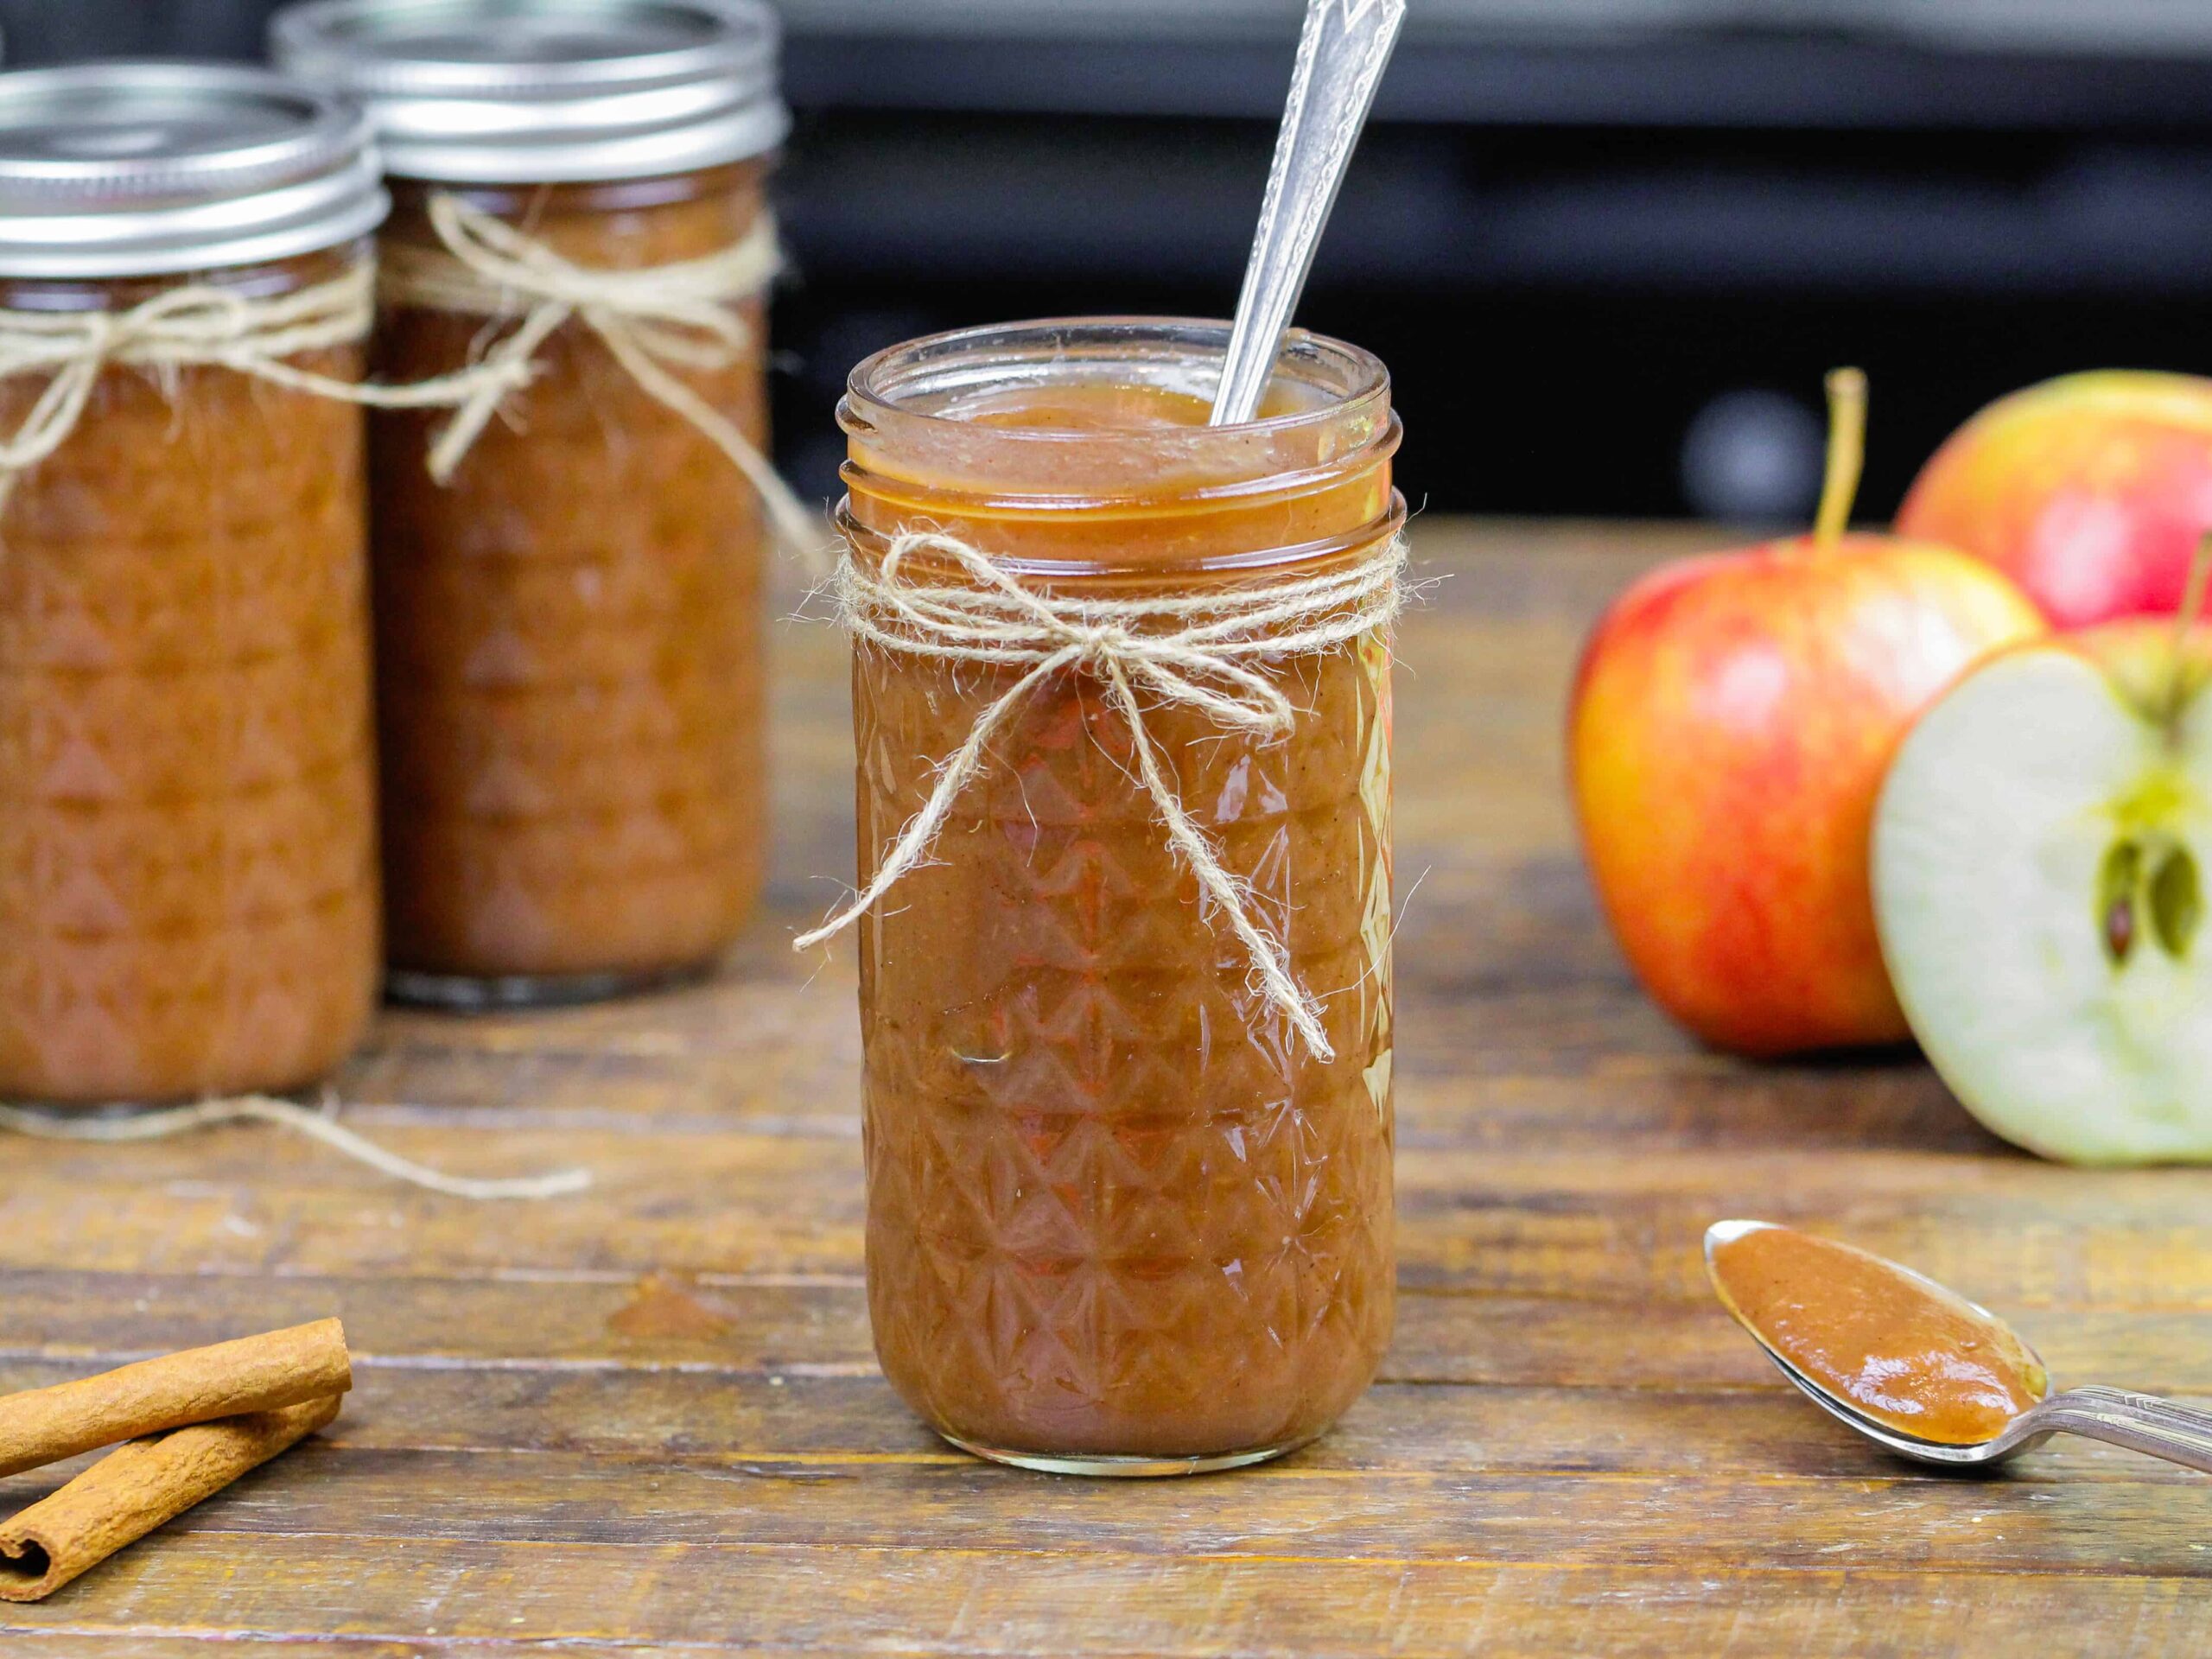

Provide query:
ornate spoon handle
left=2035, top=1386, right=2212, bottom=1473
left=1211, top=0, right=1406, bottom=426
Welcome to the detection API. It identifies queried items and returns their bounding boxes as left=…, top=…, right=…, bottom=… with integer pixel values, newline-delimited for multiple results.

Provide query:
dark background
left=11, top=0, right=2212, bottom=523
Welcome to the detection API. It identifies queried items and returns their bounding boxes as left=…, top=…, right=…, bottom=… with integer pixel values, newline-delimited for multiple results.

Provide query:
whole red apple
left=1897, top=370, right=2212, bottom=627
left=1571, top=372, right=2047, bottom=1056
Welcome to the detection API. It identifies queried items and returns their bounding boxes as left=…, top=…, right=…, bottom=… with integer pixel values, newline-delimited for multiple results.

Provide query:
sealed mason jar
left=0, top=66, right=387, bottom=1102
left=273, top=0, right=791, bottom=1006
left=830, top=320, right=1404, bottom=1474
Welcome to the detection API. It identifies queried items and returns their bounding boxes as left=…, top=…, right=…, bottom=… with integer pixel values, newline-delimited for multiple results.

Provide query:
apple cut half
left=1872, top=631, right=2212, bottom=1163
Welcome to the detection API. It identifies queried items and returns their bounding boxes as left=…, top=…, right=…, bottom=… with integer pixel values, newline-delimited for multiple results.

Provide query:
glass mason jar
left=836, top=320, right=1404, bottom=1474
left=0, top=65, right=387, bottom=1103
left=274, top=0, right=791, bottom=1006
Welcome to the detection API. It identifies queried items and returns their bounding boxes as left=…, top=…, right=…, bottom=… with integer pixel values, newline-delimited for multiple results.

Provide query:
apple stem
left=1813, top=368, right=1867, bottom=552
left=2164, top=530, right=2212, bottom=730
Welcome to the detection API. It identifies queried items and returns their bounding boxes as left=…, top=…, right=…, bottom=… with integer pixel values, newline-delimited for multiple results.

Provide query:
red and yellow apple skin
left=1570, top=535, right=2046, bottom=1056
left=1897, top=371, right=2212, bottom=628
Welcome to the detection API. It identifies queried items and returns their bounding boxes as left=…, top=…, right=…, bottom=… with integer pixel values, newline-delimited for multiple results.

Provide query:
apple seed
left=2150, top=844, right=2202, bottom=960
left=2101, top=839, right=2142, bottom=966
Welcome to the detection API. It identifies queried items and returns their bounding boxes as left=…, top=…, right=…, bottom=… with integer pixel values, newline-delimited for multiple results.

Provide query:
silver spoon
left=1705, top=1218, right=2212, bottom=1473
left=1210, top=0, right=1407, bottom=426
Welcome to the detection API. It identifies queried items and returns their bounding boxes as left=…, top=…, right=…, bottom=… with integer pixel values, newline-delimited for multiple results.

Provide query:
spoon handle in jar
left=1211, top=0, right=1407, bottom=427
left=2037, top=1387, right=2212, bottom=1473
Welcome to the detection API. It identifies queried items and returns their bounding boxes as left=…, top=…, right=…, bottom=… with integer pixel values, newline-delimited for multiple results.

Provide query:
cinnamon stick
left=0, top=1320, right=350, bottom=1478
left=0, top=1395, right=340, bottom=1601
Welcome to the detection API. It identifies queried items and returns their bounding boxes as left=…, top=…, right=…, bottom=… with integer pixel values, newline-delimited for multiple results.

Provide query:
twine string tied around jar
left=0, top=267, right=387, bottom=513
left=793, top=529, right=1409, bottom=1062
left=0, top=200, right=821, bottom=556
left=381, top=194, right=819, bottom=556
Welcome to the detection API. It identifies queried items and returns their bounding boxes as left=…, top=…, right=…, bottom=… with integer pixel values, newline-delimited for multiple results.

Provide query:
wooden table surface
left=4, top=518, right=2209, bottom=1656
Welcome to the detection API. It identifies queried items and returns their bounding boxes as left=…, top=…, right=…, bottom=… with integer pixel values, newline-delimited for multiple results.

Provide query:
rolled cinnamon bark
left=0, top=1395, right=340, bottom=1602
left=0, top=1321, right=350, bottom=1478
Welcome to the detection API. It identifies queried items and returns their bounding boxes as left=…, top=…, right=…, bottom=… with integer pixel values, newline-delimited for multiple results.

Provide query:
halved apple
left=1872, top=623, right=2212, bottom=1163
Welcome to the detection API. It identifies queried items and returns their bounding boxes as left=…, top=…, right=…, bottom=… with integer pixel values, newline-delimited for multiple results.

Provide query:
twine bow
left=795, top=529, right=1408, bottom=1061
left=383, top=194, right=818, bottom=554
left=0, top=195, right=817, bottom=553
left=0, top=266, right=382, bottom=513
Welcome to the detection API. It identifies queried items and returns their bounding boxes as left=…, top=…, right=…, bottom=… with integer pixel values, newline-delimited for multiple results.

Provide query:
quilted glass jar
left=275, top=0, right=790, bottom=1006
left=365, top=163, right=775, bottom=1004
left=0, top=65, right=385, bottom=1103
left=838, top=319, right=1404, bottom=1474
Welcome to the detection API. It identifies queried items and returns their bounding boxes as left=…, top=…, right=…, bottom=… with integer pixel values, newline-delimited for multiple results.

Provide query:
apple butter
left=274, top=0, right=791, bottom=1003
left=1710, top=1223, right=2047, bottom=1445
left=0, top=65, right=385, bottom=1103
left=835, top=320, right=1404, bottom=1472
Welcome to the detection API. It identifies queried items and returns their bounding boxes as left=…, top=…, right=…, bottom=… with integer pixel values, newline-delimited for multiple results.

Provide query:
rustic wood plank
left=264, top=979, right=1990, bottom=1164
left=6, top=1438, right=2206, bottom=1580
left=7, top=1537, right=2212, bottom=1658
left=6, top=1129, right=2207, bottom=1314
left=16, top=1264, right=2212, bottom=1394
left=1, top=1351, right=2202, bottom=1487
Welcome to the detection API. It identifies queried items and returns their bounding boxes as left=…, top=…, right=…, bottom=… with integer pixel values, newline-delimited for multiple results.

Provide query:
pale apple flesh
left=1873, top=639, right=2212, bottom=1163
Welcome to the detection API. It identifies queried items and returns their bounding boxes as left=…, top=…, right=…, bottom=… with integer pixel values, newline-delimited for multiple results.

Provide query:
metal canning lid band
left=0, top=62, right=389, bottom=281
left=269, top=0, right=791, bottom=184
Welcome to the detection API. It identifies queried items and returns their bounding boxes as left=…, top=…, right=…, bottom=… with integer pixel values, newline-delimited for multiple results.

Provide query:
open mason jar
left=832, top=320, right=1404, bottom=1474
left=0, top=65, right=386, bottom=1103
left=274, top=0, right=791, bottom=1006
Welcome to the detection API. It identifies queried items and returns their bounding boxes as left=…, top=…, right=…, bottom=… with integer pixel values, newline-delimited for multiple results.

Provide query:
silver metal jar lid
left=270, top=0, right=791, bottom=184
left=0, top=62, right=387, bottom=280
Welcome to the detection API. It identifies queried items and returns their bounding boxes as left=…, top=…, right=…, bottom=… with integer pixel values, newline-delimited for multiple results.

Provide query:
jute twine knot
left=382, top=194, right=819, bottom=557
left=0, top=266, right=379, bottom=514
left=0, top=194, right=819, bottom=556
left=795, top=528, right=1408, bottom=1061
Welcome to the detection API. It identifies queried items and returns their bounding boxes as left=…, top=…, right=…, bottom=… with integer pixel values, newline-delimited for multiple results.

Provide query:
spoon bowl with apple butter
left=1707, top=1220, right=2212, bottom=1474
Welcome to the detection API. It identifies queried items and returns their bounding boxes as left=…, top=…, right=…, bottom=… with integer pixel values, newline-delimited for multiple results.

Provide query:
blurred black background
left=10, top=0, right=2212, bottom=523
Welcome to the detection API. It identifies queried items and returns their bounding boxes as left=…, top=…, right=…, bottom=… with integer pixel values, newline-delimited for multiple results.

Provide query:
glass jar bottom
left=385, top=962, right=715, bottom=1009
left=938, top=1433, right=1315, bottom=1478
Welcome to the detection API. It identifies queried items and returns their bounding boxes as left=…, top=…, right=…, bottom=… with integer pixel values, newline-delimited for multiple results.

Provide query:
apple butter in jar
left=273, top=0, right=792, bottom=1005
left=823, top=320, right=1405, bottom=1473
left=0, top=65, right=386, bottom=1103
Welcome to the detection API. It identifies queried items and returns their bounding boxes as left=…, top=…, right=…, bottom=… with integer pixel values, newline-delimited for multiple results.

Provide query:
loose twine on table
left=0, top=1096, right=589, bottom=1200
left=0, top=194, right=817, bottom=559
left=0, top=197, right=815, bottom=1195
left=794, top=529, right=1408, bottom=1062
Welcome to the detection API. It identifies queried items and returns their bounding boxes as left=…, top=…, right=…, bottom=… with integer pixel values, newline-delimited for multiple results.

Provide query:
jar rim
left=839, top=317, right=1402, bottom=581
left=842, top=316, right=1392, bottom=448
